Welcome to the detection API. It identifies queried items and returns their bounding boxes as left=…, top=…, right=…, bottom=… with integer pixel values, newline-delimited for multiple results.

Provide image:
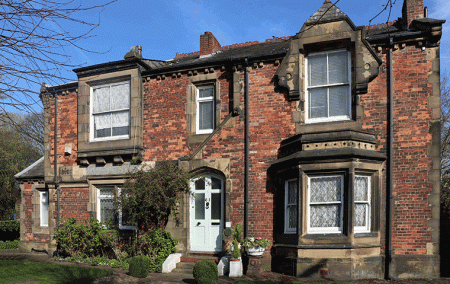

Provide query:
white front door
left=190, top=174, right=223, bottom=252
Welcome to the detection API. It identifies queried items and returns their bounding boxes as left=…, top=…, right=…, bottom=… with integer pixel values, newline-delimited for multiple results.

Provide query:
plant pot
left=229, top=259, right=243, bottom=277
left=247, top=247, right=265, bottom=256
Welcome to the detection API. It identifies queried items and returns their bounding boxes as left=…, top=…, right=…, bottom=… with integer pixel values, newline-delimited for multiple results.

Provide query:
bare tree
left=0, top=0, right=116, bottom=114
left=0, top=111, right=44, bottom=155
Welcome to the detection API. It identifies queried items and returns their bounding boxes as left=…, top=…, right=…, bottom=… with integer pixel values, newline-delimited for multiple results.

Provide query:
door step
left=173, top=255, right=222, bottom=274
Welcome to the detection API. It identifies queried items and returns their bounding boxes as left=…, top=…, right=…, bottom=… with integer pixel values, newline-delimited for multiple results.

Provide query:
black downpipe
left=244, top=59, right=250, bottom=239
left=385, top=37, right=394, bottom=280
left=54, top=94, right=60, bottom=224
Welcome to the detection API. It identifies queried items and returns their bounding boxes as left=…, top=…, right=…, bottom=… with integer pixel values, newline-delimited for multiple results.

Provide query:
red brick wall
left=21, top=182, right=34, bottom=241
left=402, top=0, right=424, bottom=27
left=39, top=44, right=435, bottom=257
left=143, top=62, right=296, bottom=242
left=46, top=91, right=78, bottom=168
left=363, top=45, right=433, bottom=255
left=56, top=187, right=90, bottom=221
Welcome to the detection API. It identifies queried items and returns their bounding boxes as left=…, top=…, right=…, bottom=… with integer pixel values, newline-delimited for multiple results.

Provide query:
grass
left=0, top=260, right=112, bottom=283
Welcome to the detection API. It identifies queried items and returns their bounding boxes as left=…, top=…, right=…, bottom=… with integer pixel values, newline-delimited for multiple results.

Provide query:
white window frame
left=40, top=191, right=49, bottom=227
left=196, top=85, right=215, bottom=134
left=305, top=50, right=351, bottom=124
left=97, top=187, right=114, bottom=226
left=96, top=187, right=134, bottom=230
left=90, top=80, right=131, bottom=142
left=284, top=179, right=298, bottom=234
left=307, top=175, right=344, bottom=234
left=354, top=175, right=371, bottom=233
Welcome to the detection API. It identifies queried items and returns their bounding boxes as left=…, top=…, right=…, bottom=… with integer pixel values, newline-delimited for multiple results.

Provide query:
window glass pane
left=195, top=179, right=205, bottom=190
left=288, top=206, right=297, bottom=229
left=211, top=193, right=221, bottom=220
left=310, top=204, right=341, bottom=228
left=328, top=52, right=348, bottom=84
left=199, top=101, right=214, bottom=130
left=329, top=86, right=349, bottom=117
left=92, top=86, right=110, bottom=113
left=355, top=176, right=369, bottom=201
left=211, top=177, right=221, bottom=189
left=40, top=192, right=48, bottom=226
left=110, top=82, right=130, bottom=111
left=309, top=88, right=327, bottom=119
left=94, top=113, right=111, bottom=138
left=100, top=198, right=114, bottom=224
left=199, top=87, right=214, bottom=98
left=308, top=54, right=327, bottom=86
left=288, top=180, right=297, bottom=204
left=195, top=193, right=205, bottom=219
left=355, top=204, right=367, bottom=227
left=111, top=110, right=130, bottom=136
left=310, top=176, right=342, bottom=203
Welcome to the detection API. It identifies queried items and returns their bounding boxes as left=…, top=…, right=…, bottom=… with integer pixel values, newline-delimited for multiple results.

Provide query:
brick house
left=16, top=0, right=445, bottom=279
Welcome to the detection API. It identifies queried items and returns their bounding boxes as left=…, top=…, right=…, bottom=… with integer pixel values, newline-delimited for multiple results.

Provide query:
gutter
left=244, top=58, right=250, bottom=239
left=54, top=94, right=61, bottom=225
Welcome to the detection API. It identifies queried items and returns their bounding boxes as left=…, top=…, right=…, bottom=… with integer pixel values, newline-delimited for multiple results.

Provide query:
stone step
left=172, top=261, right=195, bottom=274
left=173, top=255, right=221, bottom=274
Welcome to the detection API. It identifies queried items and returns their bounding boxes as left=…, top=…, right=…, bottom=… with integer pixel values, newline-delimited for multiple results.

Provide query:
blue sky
left=67, top=0, right=447, bottom=74
left=12, top=0, right=449, bottom=111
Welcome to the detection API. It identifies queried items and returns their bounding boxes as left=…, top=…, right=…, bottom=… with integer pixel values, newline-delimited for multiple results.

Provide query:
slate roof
left=15, top=157, right=44, bottom=180
left=143, top=39, right=290, bottom=74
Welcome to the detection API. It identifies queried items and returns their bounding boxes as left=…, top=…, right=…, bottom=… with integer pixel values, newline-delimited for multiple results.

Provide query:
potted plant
left=242, top=237, right=271, bottom=256
left=229, top=239, right=243, bottom=277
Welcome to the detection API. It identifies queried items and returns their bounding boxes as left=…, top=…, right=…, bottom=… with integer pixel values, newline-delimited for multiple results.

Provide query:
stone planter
left=229, top=259, right=243, bottom=277
left=247, top=247, right=265, bottom=256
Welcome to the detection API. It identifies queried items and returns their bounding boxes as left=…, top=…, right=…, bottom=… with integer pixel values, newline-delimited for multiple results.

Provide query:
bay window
left=307, top=175, right=344, bottom=234
left=284, top=179, right=298, bottom=234
left=306, top=50, right=351, bottom=123
left=354, top=175, right=371, bottom=233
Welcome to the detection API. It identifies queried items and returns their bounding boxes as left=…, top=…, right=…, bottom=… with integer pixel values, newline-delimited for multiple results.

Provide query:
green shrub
left=232, top=240, right=241, bottom=260
left=0, top=239, right=19, bottom=250
left=130, top=228, right=178, bottom=272
left=0, top=220, right=19, bottom=241
left=54, top=217, right=115, bottom=258
left=128, top=255, right=150, bottom=278
left=193, top=260, right=218, bottom=284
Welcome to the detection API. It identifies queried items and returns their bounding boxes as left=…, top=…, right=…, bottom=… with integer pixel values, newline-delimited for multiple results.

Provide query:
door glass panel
left=195, top=179, right=205, bottom=190
left=211, top=177, right=221, bottom=189
left=211, top=193, right=221, bottom=220
left=195, top=193, right=205, bottom=219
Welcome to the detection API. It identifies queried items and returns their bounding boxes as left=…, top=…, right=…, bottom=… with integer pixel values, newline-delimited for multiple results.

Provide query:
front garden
left=0, top=260, right=112, bottom=283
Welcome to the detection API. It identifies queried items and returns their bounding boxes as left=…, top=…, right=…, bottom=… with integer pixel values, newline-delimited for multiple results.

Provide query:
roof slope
left=15, top=157, right=44, bottom=180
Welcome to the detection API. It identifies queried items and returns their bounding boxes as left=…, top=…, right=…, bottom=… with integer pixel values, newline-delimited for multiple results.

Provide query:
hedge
left=0, top=240, right=19, bottom=250
left=0, top=220, right=19, bottom=241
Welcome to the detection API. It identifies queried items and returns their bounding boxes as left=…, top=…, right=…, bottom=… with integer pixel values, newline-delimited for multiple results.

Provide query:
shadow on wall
left=440, top=205, right=450, bottom=277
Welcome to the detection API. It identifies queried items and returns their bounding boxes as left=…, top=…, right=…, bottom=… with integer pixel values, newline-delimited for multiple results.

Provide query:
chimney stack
left=200, top=31, right=221, bottom=55
left=124, top=45, right=143, bottom=60
left=402, top=0, right=424, bottom=28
